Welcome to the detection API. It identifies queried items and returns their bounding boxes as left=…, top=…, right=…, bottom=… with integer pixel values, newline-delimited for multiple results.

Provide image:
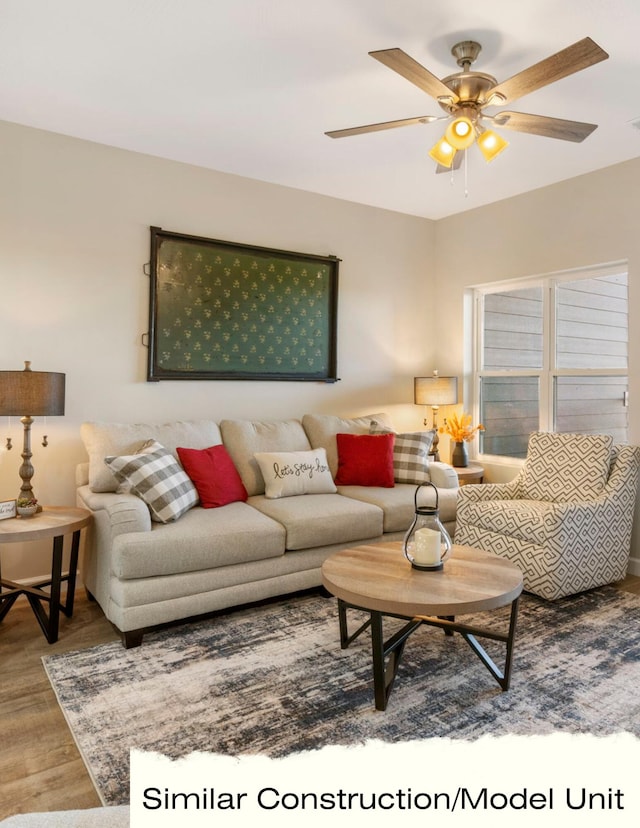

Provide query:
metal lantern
left=403, top=482, right=452, bottom=571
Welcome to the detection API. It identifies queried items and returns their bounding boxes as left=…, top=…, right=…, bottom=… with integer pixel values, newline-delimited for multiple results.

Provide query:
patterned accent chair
left=455, top=432, right=640, bottom=600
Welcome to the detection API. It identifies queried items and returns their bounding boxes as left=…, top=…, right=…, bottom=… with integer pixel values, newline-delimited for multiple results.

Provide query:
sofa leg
left=122, top=629, right=144, bottom=648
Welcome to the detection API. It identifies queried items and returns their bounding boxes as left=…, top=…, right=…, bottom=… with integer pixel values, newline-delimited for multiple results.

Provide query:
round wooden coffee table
left=322, top=541, right=523, bottom=710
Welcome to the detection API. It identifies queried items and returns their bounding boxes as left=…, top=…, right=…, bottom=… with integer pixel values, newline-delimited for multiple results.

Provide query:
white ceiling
left=2, top=0, right=640, bottom=219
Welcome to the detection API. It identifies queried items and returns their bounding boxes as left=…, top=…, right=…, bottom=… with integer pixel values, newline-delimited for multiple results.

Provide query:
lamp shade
left=428, top=136, right=456, bottom=168
left=444, top=117, right=475, bottom=150
left=477, top=128, right=509, bottom=162
left=414, top=375, right=458, bottom=406
left=0, top=362, right=65, bottom=416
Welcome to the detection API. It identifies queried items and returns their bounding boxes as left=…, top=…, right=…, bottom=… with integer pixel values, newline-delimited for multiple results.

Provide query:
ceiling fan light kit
left=428, top=136, right=457, bottom=168
left=444, top=116, right=475, bottom=149
left=326, top=36, right=609, bottom=178
left=476, top=127, right=509, bottom=162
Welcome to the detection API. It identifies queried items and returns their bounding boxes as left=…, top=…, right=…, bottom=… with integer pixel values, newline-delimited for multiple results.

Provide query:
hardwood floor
left=1, top=576, right=640, bottom=818
left=0, top=591, right=117, bottom=818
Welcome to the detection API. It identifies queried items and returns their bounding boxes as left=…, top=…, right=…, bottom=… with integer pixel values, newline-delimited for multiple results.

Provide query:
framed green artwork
left=146, top=227, right=340, bottom=382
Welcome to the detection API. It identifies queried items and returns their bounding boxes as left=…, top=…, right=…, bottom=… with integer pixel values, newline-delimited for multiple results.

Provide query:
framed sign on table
left=0, top=499, right=16, bottom=520
left=146, top=227, right=340, bottom=382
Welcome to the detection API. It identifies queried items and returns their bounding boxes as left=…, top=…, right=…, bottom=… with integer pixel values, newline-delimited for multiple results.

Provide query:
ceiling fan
left=325, top=37, right=609, bottom=172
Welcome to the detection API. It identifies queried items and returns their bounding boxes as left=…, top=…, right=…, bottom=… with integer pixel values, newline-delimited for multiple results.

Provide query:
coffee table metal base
left=337, top=597, right=520, bottom=711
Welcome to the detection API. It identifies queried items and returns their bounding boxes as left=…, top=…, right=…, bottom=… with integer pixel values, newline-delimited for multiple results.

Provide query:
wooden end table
left=0, top=506, right=92, bottom=643
left=322, top=541, right=523, bottom=710
left=454, top=461, right=484, bottom=485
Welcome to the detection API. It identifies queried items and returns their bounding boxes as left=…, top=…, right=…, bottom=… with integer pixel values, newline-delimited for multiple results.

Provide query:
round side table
left=453, top=461, right=484, bottom=485
left=0, top=506, right=92, bottom=643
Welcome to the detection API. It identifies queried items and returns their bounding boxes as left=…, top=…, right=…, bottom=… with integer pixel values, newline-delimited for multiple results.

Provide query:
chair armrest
left=546, top=445, right=640, bottom=537
left=604, top=444, right=640, bottom=498
left=457, top=470, right=525, bottom=503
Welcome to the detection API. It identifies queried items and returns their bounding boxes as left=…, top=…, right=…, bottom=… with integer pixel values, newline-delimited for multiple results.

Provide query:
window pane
left=479, top=376, right=539, bottom=458
left=555, top=375, right=628, bottom=441
left=556, top=273, right=628, bottom=369
left=483, top=287, right=543, bottom=369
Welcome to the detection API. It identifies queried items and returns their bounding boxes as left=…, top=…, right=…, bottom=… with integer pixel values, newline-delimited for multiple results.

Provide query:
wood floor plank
left=0, top=592, right=116, bottom=819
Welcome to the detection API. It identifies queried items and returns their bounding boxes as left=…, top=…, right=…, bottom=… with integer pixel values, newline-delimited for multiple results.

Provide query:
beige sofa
left=77, top=413, right=458, bottom=646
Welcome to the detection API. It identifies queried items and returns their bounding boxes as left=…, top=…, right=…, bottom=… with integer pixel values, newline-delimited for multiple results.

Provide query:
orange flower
left=439, top=412, right=484, bottom=443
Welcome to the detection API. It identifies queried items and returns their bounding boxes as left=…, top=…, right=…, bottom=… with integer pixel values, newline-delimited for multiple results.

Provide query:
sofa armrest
left=428, top=462, right=459, bottom=489
left=77, top=486, right=152, bottom=536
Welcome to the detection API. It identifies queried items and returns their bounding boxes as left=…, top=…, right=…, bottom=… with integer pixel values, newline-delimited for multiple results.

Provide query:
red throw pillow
left=176, top=445, right=248, bottom=508
left=334, top=433, right=395, bottom=487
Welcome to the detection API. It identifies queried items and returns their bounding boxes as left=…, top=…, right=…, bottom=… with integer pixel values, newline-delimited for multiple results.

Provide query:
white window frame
left=471, top=261, right=628, bottom=463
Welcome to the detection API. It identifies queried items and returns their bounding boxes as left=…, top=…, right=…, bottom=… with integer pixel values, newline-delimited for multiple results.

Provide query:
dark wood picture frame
left=146, top=227, right=340, bottom=382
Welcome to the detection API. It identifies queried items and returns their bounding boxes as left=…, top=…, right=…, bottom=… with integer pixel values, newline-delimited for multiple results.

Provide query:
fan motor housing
left=438, top=71, right=498, bottom=114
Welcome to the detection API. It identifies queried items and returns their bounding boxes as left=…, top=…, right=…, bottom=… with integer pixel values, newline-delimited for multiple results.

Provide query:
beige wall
left=2, top=119, right=638, bottom=579
left=433, top=158, right=640, bottom=572
left=0, top=120, right=435, bottom=579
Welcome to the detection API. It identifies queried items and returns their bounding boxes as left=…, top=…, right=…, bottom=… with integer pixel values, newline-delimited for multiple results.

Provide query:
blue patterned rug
left=43, top=586, right=640, bottom=805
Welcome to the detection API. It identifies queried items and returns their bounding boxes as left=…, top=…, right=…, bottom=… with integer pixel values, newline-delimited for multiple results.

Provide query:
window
left=473, top=264, right=628, bottom=459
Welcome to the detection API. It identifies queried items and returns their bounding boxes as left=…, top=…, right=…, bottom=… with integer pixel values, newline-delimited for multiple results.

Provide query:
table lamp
left=0, top=361, right=66, bottom=506
left=414, top=370, right=458, bottom=461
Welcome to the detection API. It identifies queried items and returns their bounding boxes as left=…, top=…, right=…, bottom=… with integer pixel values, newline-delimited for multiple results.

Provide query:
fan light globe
left=428, top=137, right=456, bottom=168
left=477, top=129, right=509, bottom=162
left=444, top=117, right=475, bottom=150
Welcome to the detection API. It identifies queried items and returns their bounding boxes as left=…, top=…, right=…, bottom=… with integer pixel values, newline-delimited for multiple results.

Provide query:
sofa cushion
left=334, top=433, right=395, bottom=487
left=82, top=420, right=222, bottom=492
left=522, top=431, right=613, bottom=503
left=338, top=483, right=458, bottom=533
left=111, top=502, right=286, bottom=579
left=176, top=444, right=248, bottom=508
left=220, top=419, right=311, bottom=496
left=370, top=421, right=436, bottom=484
left=302, top=412, right=393, bottom=477
left=104, top=440, right=199, bottom=523
left=248, top=492, right=383, bottom=550
left=254, top=448, right=336, bottom=498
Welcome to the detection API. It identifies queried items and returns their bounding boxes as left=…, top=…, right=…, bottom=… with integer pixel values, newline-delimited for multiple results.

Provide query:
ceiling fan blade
left=435, top=151, right=464, bottom=174
left=369, top=48, right=459, bottom=103
left=491, top=111, right=598, bottom=142
left=325, top=115, right=441, bottom=139
left=487, top=37, right=609, bottom=105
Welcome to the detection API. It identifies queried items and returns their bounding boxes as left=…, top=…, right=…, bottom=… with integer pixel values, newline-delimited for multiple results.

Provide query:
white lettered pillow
left=254, top=448, right=337, bottom=498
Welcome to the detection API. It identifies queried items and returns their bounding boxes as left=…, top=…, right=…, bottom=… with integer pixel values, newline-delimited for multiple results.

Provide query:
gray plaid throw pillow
left=105, top=440, right=198, bottom=523
left=370, top=421, right=435, bottom=484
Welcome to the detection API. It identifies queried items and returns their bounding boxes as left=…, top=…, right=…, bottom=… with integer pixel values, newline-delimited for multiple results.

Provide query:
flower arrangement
left=439, top=412, right=484, bottom=443
left=17, top=497, right=38, bottom=508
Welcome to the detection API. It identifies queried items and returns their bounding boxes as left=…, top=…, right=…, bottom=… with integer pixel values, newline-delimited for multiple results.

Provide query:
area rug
left=43, top=587, right=640, bottom=805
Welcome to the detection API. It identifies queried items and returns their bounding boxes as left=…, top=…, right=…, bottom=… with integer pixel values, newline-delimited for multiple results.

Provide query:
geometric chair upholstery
left=455, top=432, right=640, bottom=600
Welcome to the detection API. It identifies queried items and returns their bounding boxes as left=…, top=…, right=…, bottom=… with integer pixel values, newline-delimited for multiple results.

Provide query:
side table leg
left=60, top=529, right=81, bottom=618
left=26, top=534, right=64, bottom=644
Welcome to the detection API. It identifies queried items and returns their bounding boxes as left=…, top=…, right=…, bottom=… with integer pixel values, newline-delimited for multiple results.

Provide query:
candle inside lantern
left=413, top=527, right=441, bottom=566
